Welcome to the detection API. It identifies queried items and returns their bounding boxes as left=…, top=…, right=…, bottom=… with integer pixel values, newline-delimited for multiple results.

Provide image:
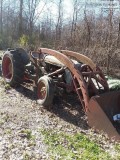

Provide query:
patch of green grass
left=0, top=78, right=4, bottom=84
left=4, top=84, right=11, bottom=90
left=115, top=144, right=120, bottom=159
left=20, top=129, right=35, bottom=140
left=107, top=77, right=120, bottom=90
left=0, top=119, right=4, bottom=125
left=28, top=141, right=36, bottom=147
left=0, top=113, right=10, bottom=125
left=41, top=129, right=112, bottom=160
left=23, top=152, right=31, bottom=160
left=5, top=129, right=12, bottom=134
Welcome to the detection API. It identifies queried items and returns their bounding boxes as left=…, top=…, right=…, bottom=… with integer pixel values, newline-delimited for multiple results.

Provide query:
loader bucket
left=87, top=91, right=120, bottom=141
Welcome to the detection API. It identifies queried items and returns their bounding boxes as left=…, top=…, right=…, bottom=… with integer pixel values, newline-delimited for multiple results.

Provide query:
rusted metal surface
left=87, top=91, right=120, bottom=141
left=39, top=48, right=90, bottom=112
left=32, top=48, right=109, bottom=113
left=96, top=66, right=109, bottom=91
left=61, top=50, right=109, bottom=92
left=47, top=67, right=65, bottom=77
left=61, top=50, right=96, bottom=70
left=72, top=75, right=85, bottom=109
left=37, top=48, right=120, bottom=140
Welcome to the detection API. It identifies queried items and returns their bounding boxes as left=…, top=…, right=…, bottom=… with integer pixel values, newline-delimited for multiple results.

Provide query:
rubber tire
left=37, top=76, right=55, bottom=106
left=15, top=48, right=30, bottom=65
left=2, top=51, right=25, bottom=86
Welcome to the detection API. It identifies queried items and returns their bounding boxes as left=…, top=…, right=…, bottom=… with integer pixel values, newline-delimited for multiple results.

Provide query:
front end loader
left=1, top=48, right=120, bottom=140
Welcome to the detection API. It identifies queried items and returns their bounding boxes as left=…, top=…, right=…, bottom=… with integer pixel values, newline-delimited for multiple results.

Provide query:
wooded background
left=0, top=0, right=120, bottom=77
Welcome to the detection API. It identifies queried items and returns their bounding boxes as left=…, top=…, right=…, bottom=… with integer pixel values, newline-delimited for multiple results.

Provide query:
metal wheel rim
left=2, top=56, right=13, bottom=80
left=38, top=81, right=47, bottom=100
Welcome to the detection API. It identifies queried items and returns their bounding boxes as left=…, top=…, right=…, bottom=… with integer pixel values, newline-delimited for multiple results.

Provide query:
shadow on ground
left=0, top=55, right=88, bottom=130
left=15, top=85, right=89, bottom=130
left=0, top=64, right=2, bottom=77
left=15, top=85, right=37, bottom=101
left=51, top=94, right=89, bottom=130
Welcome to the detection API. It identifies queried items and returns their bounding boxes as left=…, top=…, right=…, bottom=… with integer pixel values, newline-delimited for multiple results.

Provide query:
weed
left=115, top=144, right=120, bottom=159
left=5, top=129, right=12, bottom=134
left=23, top=152, right=31, bottom=160
left=4, top=84, right=11, bottom=90
left=107, top=77, right=120, bottom=90
left=0, top=78, right=5, bottom=85
left=20, top=129, right=35, bottom=140
left=0, top=119, right=4, bottom=125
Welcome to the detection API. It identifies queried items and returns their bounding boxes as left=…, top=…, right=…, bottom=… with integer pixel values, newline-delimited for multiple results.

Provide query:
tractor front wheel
left=37, top=76, right=55, bottom=106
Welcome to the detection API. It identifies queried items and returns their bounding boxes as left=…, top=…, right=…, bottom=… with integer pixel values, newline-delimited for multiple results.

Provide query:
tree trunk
left=0, top=0, right=3, bottom=36
left=19, top=0, right=23, bottom=37
left=84, top=7, right=91, bottom=48
left=117, top=21, right=120, bottom=48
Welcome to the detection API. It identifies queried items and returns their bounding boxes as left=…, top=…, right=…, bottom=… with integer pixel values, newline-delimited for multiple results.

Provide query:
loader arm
left=38, top=48, right=90, bottom=112
left=61, top=50, right=109, bottom=92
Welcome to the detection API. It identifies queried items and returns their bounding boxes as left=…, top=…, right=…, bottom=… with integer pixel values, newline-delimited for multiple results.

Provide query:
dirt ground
left=0, top=51, right=119, bottom=159
left=0, top=51, right=90, bottom=159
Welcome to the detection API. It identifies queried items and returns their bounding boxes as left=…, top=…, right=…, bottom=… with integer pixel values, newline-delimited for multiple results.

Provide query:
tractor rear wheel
left=37, top=76, right=55, bottom=106
left=2, top=51, right=25, bottom=86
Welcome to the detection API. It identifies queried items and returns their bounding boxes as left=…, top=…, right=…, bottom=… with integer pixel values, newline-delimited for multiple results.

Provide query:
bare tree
left=84, top=5, right=91, bottom=48
left=0, top=0, right=3, bottom=36
left=117, top=0, right=120, bottom=47
left=55, top=0, right=63, bottom=48
left=71, top=0, right=78, bottom=48
left=25, top=0, right=41, bottom=37
left=117, top=20, right=120, bottom=47
left=19, top=0, right=23, bottom=37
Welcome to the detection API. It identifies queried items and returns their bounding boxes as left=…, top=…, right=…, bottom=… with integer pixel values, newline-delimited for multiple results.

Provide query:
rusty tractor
left=1, top=48, right=120, bottom=140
